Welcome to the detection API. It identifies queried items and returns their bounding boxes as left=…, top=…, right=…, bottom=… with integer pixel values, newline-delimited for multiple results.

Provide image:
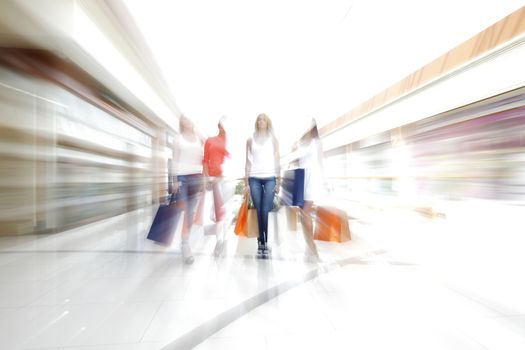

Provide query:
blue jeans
left=248, top=177, right=276, bottom=244
left=175, top=174, right=203, bottom=238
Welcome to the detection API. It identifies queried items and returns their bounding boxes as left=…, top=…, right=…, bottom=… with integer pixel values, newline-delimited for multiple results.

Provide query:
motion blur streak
left=0, top=62, right=157, bottom=235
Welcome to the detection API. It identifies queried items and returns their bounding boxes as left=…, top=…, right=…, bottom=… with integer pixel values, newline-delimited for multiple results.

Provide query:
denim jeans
left=176, top=174, right=203, bottom=238
left=248, top=176, right=276, bottom=244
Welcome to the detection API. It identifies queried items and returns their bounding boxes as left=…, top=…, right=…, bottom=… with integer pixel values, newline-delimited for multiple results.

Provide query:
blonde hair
left=254, top=113, right=273, bottom=135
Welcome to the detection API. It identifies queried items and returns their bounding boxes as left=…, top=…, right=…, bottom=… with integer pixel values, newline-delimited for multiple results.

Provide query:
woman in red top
left=203, top=117, right=230, bottom=255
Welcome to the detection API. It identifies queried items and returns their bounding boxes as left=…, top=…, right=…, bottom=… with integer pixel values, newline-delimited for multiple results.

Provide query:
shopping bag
left=282, top=168, right=305, bottom=207
left=292, top=168, right=305, bottom=207
left=268, top=211, right=281, bottom=244
left=234, top=197, right=248, bottom=236
left=147, top=196, right=182, bottom=246
left=246, top=208, right=259, bottom=238
left=285, top=206, right=298, bottom=231
left=314, top=206, right=351, bottom=242
left=271, top=195, right=282, bottom=212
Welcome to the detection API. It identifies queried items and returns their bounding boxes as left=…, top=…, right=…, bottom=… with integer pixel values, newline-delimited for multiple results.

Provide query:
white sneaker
left=215, top=221, right=225, bottom=240
left=181, top=241, right=194, bottom=264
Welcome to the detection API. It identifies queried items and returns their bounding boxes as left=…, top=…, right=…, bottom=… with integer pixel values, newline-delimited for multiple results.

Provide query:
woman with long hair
left=244, top=113, right=281, bottom=258
left=297, top=119, right=323, bottom=261
left=172, top=115, right=204, bottom=264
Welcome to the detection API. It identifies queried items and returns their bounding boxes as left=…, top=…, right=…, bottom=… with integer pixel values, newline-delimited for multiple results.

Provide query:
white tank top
left=248, top=135, right=277, bottom=178
left=298, top=139, right=320, bottom=169
left=174, top=135, right=203, bottom=175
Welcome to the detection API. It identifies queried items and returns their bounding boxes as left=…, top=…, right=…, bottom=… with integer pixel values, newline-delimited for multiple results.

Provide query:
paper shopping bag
left=234, top=197, right=248, bottom=236
left=314, top=206, right=351, bottom=242
left=246, top=208, right=259, bottom=238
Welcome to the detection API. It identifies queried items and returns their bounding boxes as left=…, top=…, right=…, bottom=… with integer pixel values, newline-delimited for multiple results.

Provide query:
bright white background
left=123, top=0, right=525, bottom=176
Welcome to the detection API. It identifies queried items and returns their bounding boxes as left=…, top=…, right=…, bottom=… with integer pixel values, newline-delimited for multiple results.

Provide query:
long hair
left=300, top=118, right=319, bottom=144
left=179, top=115, right=194, bottom=134
left=254, top=113, right=273, bottom=136
left=309, top=120, right=319, bottom=139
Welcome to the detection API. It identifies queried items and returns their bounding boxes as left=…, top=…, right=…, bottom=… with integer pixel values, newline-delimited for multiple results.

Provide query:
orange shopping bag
left=314, top=206, right=351, bottom=242
left=246, top=208, right=259, bottom=238
left=234, top=197, right=249, bottom=236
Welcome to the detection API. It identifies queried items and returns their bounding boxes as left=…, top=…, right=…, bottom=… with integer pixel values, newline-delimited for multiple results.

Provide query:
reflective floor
left=1, top=199, right=525, bottom=349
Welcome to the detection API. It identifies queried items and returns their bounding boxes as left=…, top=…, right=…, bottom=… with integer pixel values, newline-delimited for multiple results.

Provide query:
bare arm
left=273, top=137, right=281, bottom=193
left=316, top=138, right=328, bottom=190
left=172, top=143, right=180, bottom=193
left=203, top=139, right=210, bottom=177
left=245, top=138, right=252, bottom=193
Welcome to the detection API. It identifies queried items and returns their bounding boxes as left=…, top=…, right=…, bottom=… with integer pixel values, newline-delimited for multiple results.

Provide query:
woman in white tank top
left=245, top=113, right=281, bottom=258
left=172, top=115, right=204, bottom=264
left=296, top=119, right=324, bottom=261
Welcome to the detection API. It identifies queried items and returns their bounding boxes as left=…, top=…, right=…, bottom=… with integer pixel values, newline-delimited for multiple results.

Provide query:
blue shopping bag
left=281, top=168, right=305, bottom=208
left=147, top=195, right=182, bottom=246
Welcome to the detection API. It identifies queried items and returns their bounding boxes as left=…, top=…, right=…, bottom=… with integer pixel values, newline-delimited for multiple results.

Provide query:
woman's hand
left=204, top=177, right=212, bottom=191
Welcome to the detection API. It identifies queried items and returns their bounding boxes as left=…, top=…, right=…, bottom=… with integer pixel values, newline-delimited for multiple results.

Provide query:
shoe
left=181, top=241, right=195, bottom=264
left=262, top=247, right=270, bottom=259
left=259, top=242, right=270, bottom=259
left=257, top=242, right=264, bottom=258
left=213, top=240, right=223, bottom=257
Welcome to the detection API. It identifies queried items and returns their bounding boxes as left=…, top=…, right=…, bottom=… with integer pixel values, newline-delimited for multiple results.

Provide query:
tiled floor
left=1, top=199, right=525, bottom=349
